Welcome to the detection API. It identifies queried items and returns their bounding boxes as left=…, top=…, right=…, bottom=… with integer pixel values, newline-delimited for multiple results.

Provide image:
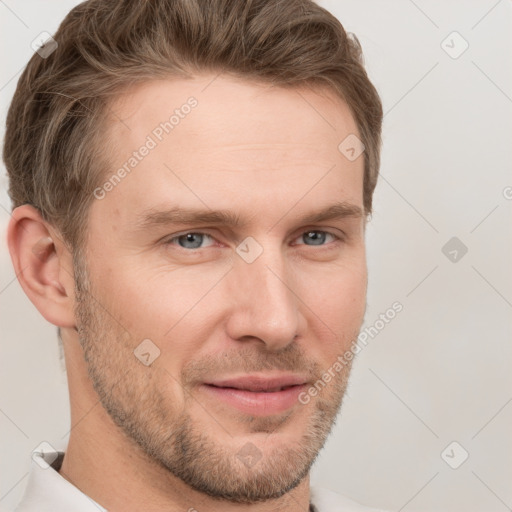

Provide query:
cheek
left=299, top=259, right=367, bottom=355
left=91, top=260, right=228, bottom=342
left=304, top=256, right=367, bottom=312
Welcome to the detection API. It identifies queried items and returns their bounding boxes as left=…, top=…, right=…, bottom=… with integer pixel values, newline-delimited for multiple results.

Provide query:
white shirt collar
left=15, top=449, right=386, bottom=512
left=15, top=449, right=107, bottom=512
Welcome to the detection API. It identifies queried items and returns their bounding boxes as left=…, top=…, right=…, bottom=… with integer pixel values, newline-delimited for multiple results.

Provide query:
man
left=4, top=0, right=384, bottom=510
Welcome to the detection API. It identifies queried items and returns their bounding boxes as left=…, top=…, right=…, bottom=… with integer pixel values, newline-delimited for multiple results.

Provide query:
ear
left=6, top=204, right=77, bottom=328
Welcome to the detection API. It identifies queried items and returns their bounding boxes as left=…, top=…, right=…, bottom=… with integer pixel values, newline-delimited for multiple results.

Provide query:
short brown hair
left=3, top=0, right=383, bottom=252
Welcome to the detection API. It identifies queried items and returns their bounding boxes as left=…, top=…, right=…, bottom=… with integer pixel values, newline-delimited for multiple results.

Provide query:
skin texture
left=7, top=74, right=368, bottom=512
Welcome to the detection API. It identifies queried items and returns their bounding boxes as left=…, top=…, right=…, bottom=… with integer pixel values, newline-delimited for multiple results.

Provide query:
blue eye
left=166, top=232, right=215, bottom=249
left=164, top=230, right=340, bottom=251
left=297, top=230, right=338, bottom=246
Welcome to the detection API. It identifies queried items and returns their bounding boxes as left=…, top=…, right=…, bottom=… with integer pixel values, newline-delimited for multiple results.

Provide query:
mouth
left=200, top=374, right=309, bottom=416
left=206, top=384, right=299, bottom=392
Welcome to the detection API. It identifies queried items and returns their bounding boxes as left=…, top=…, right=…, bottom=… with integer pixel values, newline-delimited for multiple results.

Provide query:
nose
left=225, top=244, right=302, bottom=351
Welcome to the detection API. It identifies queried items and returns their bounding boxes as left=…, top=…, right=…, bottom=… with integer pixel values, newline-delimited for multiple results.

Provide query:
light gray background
left=1, top=1, right=511, bottom=511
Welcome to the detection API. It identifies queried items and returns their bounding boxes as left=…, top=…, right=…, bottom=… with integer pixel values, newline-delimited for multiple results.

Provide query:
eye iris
left=178, top=233, right=203, bottom=249
left=305, top=231, right=326, bottom=246
left=174, top=231, right=329, bottom=249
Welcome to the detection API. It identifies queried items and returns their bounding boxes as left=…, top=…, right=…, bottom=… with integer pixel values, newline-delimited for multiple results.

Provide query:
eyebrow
left=135, top=201, right=365, bottom=232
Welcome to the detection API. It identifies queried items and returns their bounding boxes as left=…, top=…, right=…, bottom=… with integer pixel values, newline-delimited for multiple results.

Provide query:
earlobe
left=7, top=204, right=77, bottom=328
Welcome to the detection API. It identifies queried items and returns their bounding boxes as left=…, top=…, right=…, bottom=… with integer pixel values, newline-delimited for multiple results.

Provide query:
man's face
left=74, top=75, right=367, bottom=503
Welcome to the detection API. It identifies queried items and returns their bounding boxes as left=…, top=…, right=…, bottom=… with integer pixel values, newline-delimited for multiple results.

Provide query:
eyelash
left=162, top=229, right=343, bottom=251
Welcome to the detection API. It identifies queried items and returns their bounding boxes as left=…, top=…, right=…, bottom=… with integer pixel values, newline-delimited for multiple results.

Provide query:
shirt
left=14, top=450, right=388, bottom=512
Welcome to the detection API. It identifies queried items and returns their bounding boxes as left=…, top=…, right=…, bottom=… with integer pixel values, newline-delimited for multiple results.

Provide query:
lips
left=204, top=374, right=308, bottom=392
left=201, top=377, right=308, bottom=416
left=208, top=384, right=296, bottom=392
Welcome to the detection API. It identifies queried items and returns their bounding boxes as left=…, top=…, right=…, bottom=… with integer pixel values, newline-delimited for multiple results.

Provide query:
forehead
left=107, top=74, right=360, bottom=162
left=94, top=74, right=364, bottom=229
